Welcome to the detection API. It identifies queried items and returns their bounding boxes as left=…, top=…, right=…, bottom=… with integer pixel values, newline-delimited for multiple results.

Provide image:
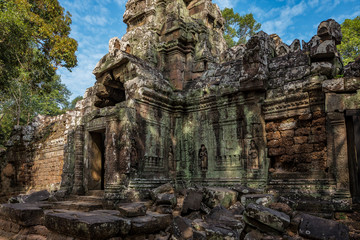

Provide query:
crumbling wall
left=0, top=110, right=82, bottom=202
left=263, top=19, right=343, bottom=176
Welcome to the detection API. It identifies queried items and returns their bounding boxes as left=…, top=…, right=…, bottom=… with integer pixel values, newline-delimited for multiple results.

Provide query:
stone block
left=205, top=205, right=245, bottom=232
left=322, top=78, right=345, bottom=92
left=244, top=203, right=290, bottom=233
left=317, top=19, right=342, bottom=44
left=155, top=193, right=177, bottom=207
left=24, top=190, right=50, bottom=203
left=279, top=120, right=297, bottom=131
left=130, top=212, right=172, bottom=235
left=0, top=203, right=44, bottom=227
left=266, top=131, right=281, bottom=140
left=311, top=39, right=337, bottom=59
left=182, top=190, right=203, bottom=214
left=294, top=136, right=308, bottom=144
left=117, top=202, right=147, bottom=217
left=231, top=185, right=261, bottom=197
left=240, top=194, right=274, bottom=207
left=203, top=187, right=238, bottom=209
left=311, top=61, right=334, bottom=77
left=280, top=130, right=294, bottom=138
left=45, top=210, right=131, bottom=238
left=295, top=127, right=311, bottom=136
left=171, top=216, right=194, bottom=239
left=150, top=183, right=174, bottom=200
left=299, top=213, right=349, bottom=240
left=156, top=205, right=173, bottom=214
left=268, top=148, right=286, bottom=157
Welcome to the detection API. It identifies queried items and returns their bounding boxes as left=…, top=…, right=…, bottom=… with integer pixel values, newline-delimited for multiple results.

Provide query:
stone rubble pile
left=0, top=183, right=356, bottom=240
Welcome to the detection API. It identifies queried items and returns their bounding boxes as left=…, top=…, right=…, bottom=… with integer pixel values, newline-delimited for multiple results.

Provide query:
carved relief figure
left=168, top=145, right=175, bottom=171
left=248, top=140, right=259, bottom=169
left=198, top=144, right=208, bottom=171
left=130, top=139, right=138, bottom=169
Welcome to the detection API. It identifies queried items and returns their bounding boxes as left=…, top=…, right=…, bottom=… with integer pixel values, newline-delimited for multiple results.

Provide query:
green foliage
left=0, top=0, right=77, bottom=93
left=0, top=0, right=77, bottom=146
left=221, top=8, right=261, bottom=48
left=69, top=96, right=83, bottom=109
left=338, top=16, right=360, bottom=65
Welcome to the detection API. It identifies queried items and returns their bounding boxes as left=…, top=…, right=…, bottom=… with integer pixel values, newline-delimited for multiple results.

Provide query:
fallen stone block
left=182, top=190, right=203, bottom=214
left=156, top=205, right=173, bottom=214
left=117, top=202, right=147, bottom=217
left=45, top=210, right=131, bottom=239
left=203, top=187, right=238, bottom=208
left=24, top=190, right=50, bottom=203
left=155, top=193, right=177, bottom=207
left=268, top=202, right=293, bottom=216
left=130, top=212, right=172, bottom=235
left=171, top=216, right=194, bottom=239
left=231, top=185, right=261, bottom=197
left=0, top=203, right=44, bottom=226
left=244, top=203, right=290, bottom=233
left=150, top=183, right=174, bottom=200
left=299, top=213, right=349, bottom=240
left=206, top=205, right=245, bottom=233
left=229, top=201, right=245, bottom=215
left=203, top=224, right=240, bottom=239
left=240, top=194, right=274, bottom=206
left=193, top=230, right=206, bottom=240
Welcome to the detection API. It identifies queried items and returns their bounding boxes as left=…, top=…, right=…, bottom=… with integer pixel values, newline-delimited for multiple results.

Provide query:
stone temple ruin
left=1, top=0, right=360, bottom=239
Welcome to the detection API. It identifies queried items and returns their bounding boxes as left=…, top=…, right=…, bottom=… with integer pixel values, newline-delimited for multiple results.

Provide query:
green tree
left=0, top=0, right=77, bottom=146
left=338, top=16, right=360, bottom=65
left=69, top=96, right=83, bottom=109
left=0, top=0, right=77, bottom=92
left=221, top=8, right=261, bottom=48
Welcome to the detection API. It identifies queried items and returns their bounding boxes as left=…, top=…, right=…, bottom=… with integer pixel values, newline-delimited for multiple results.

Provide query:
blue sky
left=58, top=0, right=360, bottom=100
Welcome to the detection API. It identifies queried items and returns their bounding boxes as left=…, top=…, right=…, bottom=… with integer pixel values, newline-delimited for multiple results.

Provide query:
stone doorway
left=88, top=130, right=106, bottom=190
left=346, top=110, right=360, bottom=203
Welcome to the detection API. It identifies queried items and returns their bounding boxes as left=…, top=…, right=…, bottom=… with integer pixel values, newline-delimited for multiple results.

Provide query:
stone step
left=87, top=190, right=104, bottom=197
left=0, top=203, right=44, bottom=227
left=51, top=201, right=103, bottom=212
left=44, top=209, right=172, bottom=239
left=45, top=209, right=131, bottom=239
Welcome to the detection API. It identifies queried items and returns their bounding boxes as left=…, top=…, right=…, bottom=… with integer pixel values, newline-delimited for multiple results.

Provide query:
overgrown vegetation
left=0, top=0, right=78, bottom=146
left=338, top=16, right=360, bottom=65
left=221, top=8, right=261, bottom=48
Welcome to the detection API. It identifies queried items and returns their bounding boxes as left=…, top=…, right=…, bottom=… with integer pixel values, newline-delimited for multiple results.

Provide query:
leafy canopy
left=0, top=0, right=77, bottom=92
left=221, top=8, right=261, bottom=48
left=338, top=16, right=360, bottom=65
left=0, top=0, right=78, bottom=146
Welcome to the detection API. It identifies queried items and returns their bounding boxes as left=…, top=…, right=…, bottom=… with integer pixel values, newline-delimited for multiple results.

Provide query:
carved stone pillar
left=104, top=117, right=132, bottom=200
left=72, top=125, right=85, bottom=195
left=327, top=112, right=352, bottom=208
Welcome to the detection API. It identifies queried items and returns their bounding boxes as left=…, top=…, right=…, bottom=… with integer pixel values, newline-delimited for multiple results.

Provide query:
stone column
left=327, top=112, right=352, bottom=209
left=72, top=125, right=85, bottom=195
left=104, top=117, right=132, bottom=200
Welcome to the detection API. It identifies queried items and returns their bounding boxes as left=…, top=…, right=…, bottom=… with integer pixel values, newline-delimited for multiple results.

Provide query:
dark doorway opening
left=346, top=110, right=360, bottom=203
left=89, top=130, right=105, bottom=190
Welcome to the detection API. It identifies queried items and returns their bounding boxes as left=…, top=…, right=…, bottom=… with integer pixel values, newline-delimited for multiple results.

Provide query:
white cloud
left=83, top=15, right=108, bottom=26
left=114, top=0, right=127, bottom=7
left=332, top=9, right=360, bottom=23
left=308, top=0, right=319, bottom=8
left=213, top=0, right=239, bottom=9
left=261, top=1, right=307, bottom=36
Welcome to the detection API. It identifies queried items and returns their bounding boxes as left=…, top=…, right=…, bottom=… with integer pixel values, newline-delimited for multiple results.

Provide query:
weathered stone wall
left=0, top=111, right=82, bottom=202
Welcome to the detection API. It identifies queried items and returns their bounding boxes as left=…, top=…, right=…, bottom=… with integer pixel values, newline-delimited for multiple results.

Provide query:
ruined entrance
left=346, top=110, right=360, bottom=203
left=88, top=130, right=106, bottom=190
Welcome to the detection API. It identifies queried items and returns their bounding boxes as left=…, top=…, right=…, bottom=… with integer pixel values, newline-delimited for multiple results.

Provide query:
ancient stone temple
left=1, top=0, right=360, bottom=215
